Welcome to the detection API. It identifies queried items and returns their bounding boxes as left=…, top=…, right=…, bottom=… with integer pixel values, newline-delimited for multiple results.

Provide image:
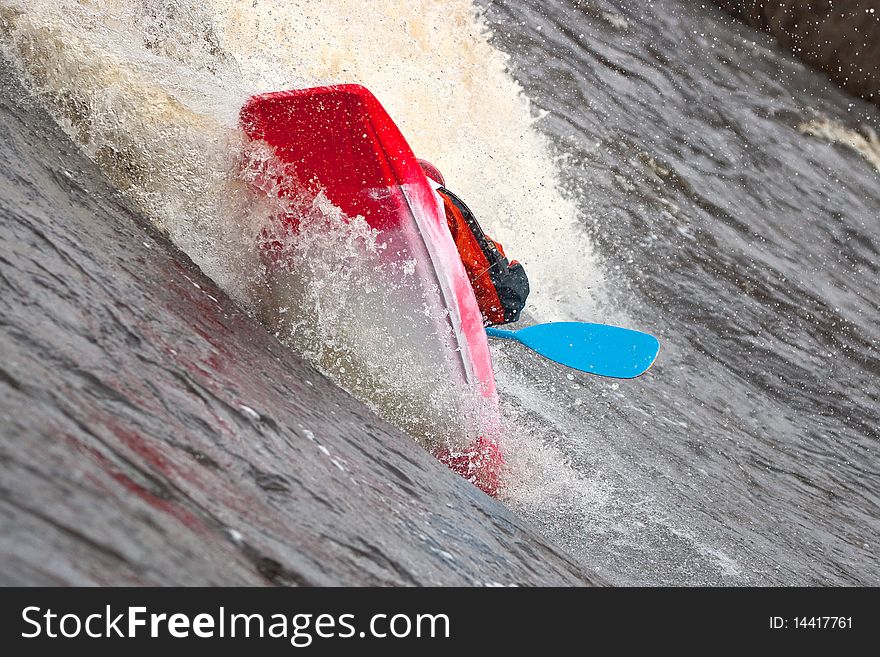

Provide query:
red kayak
left=239, top=85, right=503, bottom=495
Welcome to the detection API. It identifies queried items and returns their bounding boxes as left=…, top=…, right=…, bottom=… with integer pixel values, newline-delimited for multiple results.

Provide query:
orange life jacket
left=437, top=187, right=529, bottom=326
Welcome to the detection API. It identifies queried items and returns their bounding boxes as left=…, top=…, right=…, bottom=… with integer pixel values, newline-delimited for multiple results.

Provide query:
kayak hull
left=239, top=85, right=503, bottom=495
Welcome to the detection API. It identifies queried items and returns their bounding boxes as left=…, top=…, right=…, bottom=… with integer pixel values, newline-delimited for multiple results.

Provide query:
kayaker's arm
left=436, top=186, right=530, bottom=326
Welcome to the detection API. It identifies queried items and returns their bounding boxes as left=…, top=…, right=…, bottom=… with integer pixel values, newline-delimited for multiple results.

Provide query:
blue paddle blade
left=486, top=322, right=660, bottom=379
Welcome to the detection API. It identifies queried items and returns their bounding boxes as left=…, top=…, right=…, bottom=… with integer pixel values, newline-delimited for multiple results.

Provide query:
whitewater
left=2, top=0, right=878, bottom=585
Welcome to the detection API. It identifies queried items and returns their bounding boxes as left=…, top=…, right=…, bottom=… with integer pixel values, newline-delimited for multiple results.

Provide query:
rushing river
left=483, top=0, right=879, bottom=585
left=1, top=0, right=878, bottom=584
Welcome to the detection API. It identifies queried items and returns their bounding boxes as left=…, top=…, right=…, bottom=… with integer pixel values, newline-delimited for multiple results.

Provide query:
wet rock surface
left=718, top=0, right=880, bottom=104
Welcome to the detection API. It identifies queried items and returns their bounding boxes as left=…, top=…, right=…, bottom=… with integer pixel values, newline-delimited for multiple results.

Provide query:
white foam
left=1, top=0, right=601, bottom=320
left=799, top=116, right=880, bottom=173
left=0, top=0, right=604, bottom=490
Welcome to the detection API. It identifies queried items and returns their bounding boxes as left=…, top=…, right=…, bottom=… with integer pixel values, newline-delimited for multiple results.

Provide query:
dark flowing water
left=1, top=0, right=878, bottom=586
left=0, top=56, right=598, bottom=586
left=481, top=0, right=879, bottom=584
